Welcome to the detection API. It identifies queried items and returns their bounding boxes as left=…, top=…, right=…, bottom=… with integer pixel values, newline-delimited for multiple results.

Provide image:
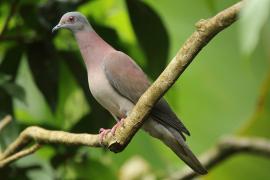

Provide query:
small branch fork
left=0, top=0, right=245, bottom=173
left=171, top=137, right=270, bottom=180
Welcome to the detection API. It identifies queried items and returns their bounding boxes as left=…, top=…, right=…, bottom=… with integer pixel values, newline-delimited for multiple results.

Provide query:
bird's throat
left=75, top=31, right=113, bottom=68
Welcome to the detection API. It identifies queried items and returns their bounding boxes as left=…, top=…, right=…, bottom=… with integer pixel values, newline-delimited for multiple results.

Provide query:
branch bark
left=0, top=115, right=12, bottom=132
left=170, top=136, right=270, bottom=180
left=0, top=1, right=244, bottom=168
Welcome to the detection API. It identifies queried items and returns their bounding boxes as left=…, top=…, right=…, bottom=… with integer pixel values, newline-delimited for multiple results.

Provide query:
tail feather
left=142, top=119, right=207, bottom=175
left=167, top=127, right=207, bottom=175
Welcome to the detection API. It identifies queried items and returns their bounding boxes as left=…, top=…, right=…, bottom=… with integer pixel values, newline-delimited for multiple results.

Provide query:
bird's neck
left=75, top=31, right=113, bottom=68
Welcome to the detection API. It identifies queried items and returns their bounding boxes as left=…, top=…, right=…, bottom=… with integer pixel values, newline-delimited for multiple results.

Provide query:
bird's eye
left=68, top=16, right=75, bottom=23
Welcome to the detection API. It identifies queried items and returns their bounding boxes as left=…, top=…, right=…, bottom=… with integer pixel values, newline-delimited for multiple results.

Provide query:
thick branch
left=0, top=1, right=243, bottom=167
left=171, top=137, right=270, bottom=180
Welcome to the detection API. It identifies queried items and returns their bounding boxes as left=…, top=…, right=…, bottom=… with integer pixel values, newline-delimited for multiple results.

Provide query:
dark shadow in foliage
left=26, top=41, right=59, bottom=112
left=0, top=45, right=23, bottom=114
left=126, top=0, right=169, bottom=79
left=0, top=165, right=40, bottom=180
left=92, top=19, right=128, bottom=52
left=50, top=144, right=79, bottom=168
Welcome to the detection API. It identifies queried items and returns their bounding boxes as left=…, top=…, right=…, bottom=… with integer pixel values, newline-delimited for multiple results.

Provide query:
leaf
left=0, top=45, right=23, bottom=113
left=0, top=73, right=11, bottom=85
left=1, top=82, right=26, bottom=103
left=13, top=56, right=54, bottom=126
left=239, top=0, right=270, bottom=56
left=26, top=41, right=59, bottom=111
left=126, top=0, right=169, bottom=79
left=54, top=60, right=89, bottom=130
left=0, top=45, right=23, bottom=81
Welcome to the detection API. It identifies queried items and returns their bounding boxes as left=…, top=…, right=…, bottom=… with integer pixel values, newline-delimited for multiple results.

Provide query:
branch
left=171, top=137, right=270, bottom=180
left=0, top=1, right=243, bottom=167
left=0, top=115, right=12, bottom=132
left=0, top=144, right=41, bottom=168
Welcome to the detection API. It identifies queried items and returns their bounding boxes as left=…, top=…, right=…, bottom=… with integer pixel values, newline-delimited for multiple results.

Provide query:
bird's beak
left=52, top=24, right=62, bottom=33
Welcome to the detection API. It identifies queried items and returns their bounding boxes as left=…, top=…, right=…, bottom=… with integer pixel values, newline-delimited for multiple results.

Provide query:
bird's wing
left=103, top=51, right=150, bottom=102
left=103, top=51, right=189, bottom=136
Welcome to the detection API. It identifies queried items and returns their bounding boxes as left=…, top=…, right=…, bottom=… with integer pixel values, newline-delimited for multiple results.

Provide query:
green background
left=0, top=0, right=270, bottom=179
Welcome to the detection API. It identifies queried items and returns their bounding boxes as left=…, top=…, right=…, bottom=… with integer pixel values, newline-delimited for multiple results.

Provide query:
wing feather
left=103, top=51, right=189, bottom=136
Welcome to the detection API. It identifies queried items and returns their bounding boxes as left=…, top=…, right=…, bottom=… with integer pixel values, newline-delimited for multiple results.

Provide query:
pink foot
left=111, top=118, right=125, bottom=135
left=98, top=118, right=125, bottom=145
left=99, top=128, right=111, bottom=145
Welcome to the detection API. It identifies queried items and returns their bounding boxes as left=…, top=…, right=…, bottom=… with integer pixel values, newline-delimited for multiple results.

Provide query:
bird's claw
left=111, top=118, right=125, bottom=135
left=99, top=128, right=111, bottom=145
left=98, top=118, right=126, bottom=145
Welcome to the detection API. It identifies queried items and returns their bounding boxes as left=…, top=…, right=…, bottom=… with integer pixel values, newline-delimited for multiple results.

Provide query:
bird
left=52, top=12, right=207, bottom=175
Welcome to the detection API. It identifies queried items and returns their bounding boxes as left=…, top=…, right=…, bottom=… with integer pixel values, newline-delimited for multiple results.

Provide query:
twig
left=0, top=1, right=243, bottom=167
left=0, top=126, right=101, bottom=161
left=170, top=136, right=270, bottom=180
left=0, top=144, right=41, bottom=168
left=0, top=115, right=12, bottom=132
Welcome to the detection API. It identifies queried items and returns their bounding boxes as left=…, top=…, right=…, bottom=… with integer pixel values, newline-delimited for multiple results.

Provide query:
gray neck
left=72, top=22, right=94, bottom=33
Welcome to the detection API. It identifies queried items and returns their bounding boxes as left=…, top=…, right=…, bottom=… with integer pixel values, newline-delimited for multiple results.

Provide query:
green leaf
left=126, top=0, right=169, bottom=79
left=0, top=45, right=23, bottom=80
left=239, top=0, right=270, bottom=56
left=0, top=73, right=11, bottom=85
left=1, top=82, right=26, bottom=103
left=54, top=60, right=89, bottom=130
left=26, top=41, right=59, bottom=111
left=13, top=56, right=54, bottom=126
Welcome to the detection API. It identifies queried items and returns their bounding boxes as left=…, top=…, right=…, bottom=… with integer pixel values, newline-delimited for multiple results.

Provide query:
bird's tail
left=165, top=127, right=207, bottom=175
left=142, top=119, right=207, bottom=175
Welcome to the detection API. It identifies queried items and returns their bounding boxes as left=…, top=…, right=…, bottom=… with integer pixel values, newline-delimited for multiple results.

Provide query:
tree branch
left=0, top=1, right=244, bottom=168
left=170, top=136, right=270, bottom=180
left=0, top=144, right=41, bottom=168
left=0, top=115, right=12, bottom=132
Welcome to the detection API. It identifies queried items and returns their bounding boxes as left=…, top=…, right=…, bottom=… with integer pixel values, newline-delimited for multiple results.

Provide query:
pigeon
left=52, top=12, right=207, bottom=174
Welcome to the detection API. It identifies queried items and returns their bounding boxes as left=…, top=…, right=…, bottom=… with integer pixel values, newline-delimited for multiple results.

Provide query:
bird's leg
left=111, top=118, right=125, bottom=135
left=99, top=128, right=111, bottom=145
left=99, top=118, right=125, bottom=145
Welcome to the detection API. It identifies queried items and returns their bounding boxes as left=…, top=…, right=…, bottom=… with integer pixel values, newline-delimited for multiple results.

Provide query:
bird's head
left=52, top=12, right=92, bottom=33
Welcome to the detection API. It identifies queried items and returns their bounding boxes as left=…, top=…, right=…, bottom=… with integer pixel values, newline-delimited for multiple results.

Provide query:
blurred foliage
left=0, top=0, right=270, bottom=179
